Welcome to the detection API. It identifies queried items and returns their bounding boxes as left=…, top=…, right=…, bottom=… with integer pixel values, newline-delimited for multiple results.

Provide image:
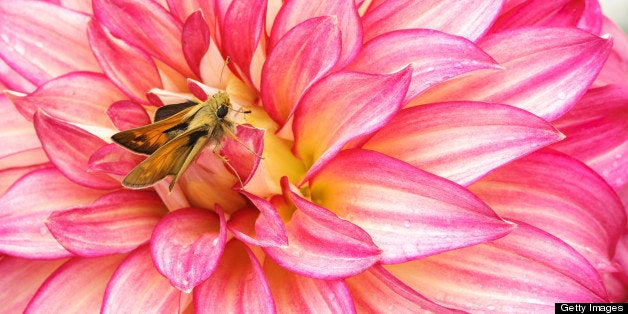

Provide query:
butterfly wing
left=154, top=100, right=198, bottom=122
left=111, top=104, right=201, bottom=155
left=122, top=126, right=212, bottom=190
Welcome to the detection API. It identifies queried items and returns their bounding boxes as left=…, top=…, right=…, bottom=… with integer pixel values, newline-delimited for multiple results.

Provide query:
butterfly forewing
left=112, top=104, right=201, bottom=155
left=154, top=100, right=198, bottom=122
left=122, top=126, right=211, bottom=189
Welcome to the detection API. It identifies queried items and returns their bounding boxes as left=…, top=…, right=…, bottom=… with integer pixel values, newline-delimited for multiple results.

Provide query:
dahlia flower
left=1, top=0, right=627, bottom=312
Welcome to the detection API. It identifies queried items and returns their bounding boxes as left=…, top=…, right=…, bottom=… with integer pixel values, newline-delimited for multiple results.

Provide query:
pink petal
left=107, top=100, right=151, bottom=130
left=0, top=163, right=51, bottom=196
left=346, top=29, right=499, bottom=103
left=182, top=10, right=210, bottom=78
left=264, top=260, right=356, bottom=313
left=7, top=72, right=126, bottom=128
left=363, top=101, right=564, bottom=186
left=0, top=57, right=36, bottom=93
left=387, top=222, right=608, bottom=311
left=220, top=125, right=265, bottom=187
left=414, top=27, right=612, bottom=121
left=361, top=0, right=503, bottom=42
left=221, top=0, right=267, bottom=85
left=294, top=69, right=412, bottom=181
left=0, top=95, right=40, bottom=160
left=0, top=148, right=49, bottom=172
left=88, top=143, right=144, bottom=176
left=262, top=178, right=381, bottom=279
left=347, top=264, right=462, bottom=313
left=0, top=0, right=99, bottom=86
left=551, top=84, right=628, bottom=189
left=270, top=0, right=362, bottom=69
left=471, top=149, right=626, bottom=272
left=150, top=207, right=227, bottom=292
left=87, top=20, right=162, bottom=104
left=103, top=245, right=184, bottom=313
left=194, top=240, right=275, bottom=313
left=0, top=257, right=66, bottom=313
left=26, top=255, right=125, bottom=313
left=261, top=16, right=341, bottom=125
left=55, top=0, right=93, bottom=14
left=167, top=0, right=202, bottom=22
left=309, top=149, right=514, bottom=263
left=34, top=110, right=120, bottom=189
left=92, top=0, right=193, bottom=78
left=232, top=191, right=288, bottom=247
left=0, top=167, right=104, bottom=258
left=578, top=0, right=603, bottom=34
left=47, top=190, right=167, bottom=257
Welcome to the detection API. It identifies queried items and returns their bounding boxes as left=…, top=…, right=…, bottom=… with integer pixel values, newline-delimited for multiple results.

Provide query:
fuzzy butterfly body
left=111, top=91, right=239, bottom=191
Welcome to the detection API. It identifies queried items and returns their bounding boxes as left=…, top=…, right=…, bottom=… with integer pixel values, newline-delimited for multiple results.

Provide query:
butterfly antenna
left=220, top=56, right=231, bottom=87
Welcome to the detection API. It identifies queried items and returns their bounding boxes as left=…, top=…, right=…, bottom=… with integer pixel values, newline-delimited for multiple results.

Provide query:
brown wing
left=154, top=100, right=198, bottom=122
left=111, top=104, right=201, bottom=155
left=122, top=126, right=211, bottom=190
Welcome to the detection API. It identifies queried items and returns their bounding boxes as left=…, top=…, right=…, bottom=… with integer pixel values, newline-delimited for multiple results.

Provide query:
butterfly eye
left=217, top=104, right=229, bottom=119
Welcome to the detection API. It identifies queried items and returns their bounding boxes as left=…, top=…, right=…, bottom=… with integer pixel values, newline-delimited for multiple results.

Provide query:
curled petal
left=7, top=72, right=125, bottom=128
left=232, top=191, right=288, bottom=247
left=93, top=0, right=193, bottom=77
left=106, top=100, right=151, bottom=130
left=264, top=260, right=356, bottom=313
left=0, top=95, right=40, bottom=160
left=34, top=110, right=120, bottom=189
left=470, top=149, right=626, bottom=272
left=88, top=143, right=144, bottom=177
left=261, top=16, right=341, bottom=125
left=47, top=190, right=167, bottom=257
left=150, top=207, right=227, bottom=292
left=347, top=264, right=461, bottom=313
left=0, top=167, right=104, bottom=258
left=387, top=222, right=608, bottom=312
left=103, top=245, right=184, bottom=313
left=87, top=20, right=162, bottom=104
left=294, top=69, right=411, bottom=181
left=262, top=178, right=380, bottom=279
left=414, top=27, right=612, bottom=121
left=551, top=84, right=628, bottom=189
left=363, top=101, right=564, bottom=186
left=0, top=0, right=99, bottom=86
left=194, top=240, right=275, bottom=313
left=182, top=10, right=210, bottom=78
left=26, top=255, right=125, bottom=313
left=0, top=257, right=66, bottom=313
left=346, top=29, right=499, bottom=103
left=270, top=0, right=362, bottom=69
left=220, top=125, right=265, bottom=187
left=362, top=0, right=503, bottom=42
left=309, top=149, right=514, bottom=263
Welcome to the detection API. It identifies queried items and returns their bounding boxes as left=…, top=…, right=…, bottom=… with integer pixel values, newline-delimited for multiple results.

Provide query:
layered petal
left=102, top=245, right=185, bottom=313
left=0, top=0, right=99, bottom=86
left=182, top=11, right=210, bottom=79
left=363, top=101, right=564, bottom=186
left=88, top=143, right=144, bottom=177
left=346, top=29, right=500, bottom=103
left=0, top=163, right=51, bottom=196
left=220, top=125, right=265, bottom=187
left=150, top=207, right=227, bottom=292
left=46, top=190, right=167, bottom=257
left=262, top=178, right=380, bottom=279
left=387, top=222, right=608, bottom=312
left=293, top=69, right=411, bottom=180
left=87, top=20, right=163, bottom=104
left=34, top=110, right=120, bottom=189
left=309, top=149, right=514, bottom=263
left=270, top=0, right=361, bottom=68
left=264, top=260, right=356, bottom=313
left=231, top=191, right=288, bottom=247
left=550, top=84, right=628, bottom=189
left=414, top=27, right=612, bottom=121
left=106, top=100, right=151, bottom=130
left=0, top=95, right=40, bottom=160
left=361, top=0, right=503, bottom=42
left=25, top=255, right=125, bottom=313
left=194, top=240, right=275, bottom=313
left=7, top=72, right=126, bottom=128
left=92, top=0, right=193, bottom=78
left=347, top=264, right=461, bottom=313
left=0, top=167, right=104, bottom=258
left=470, top=149, right=626, bottom=272
left=0, top=257, right=66, bottom=313
left=261, top=16, right=341, bottom=124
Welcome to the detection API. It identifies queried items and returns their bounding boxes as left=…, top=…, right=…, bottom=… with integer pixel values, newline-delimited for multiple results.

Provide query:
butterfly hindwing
left=122, top=126, right=212, bottom=189
left=111, top=105, right=201, bottom=155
